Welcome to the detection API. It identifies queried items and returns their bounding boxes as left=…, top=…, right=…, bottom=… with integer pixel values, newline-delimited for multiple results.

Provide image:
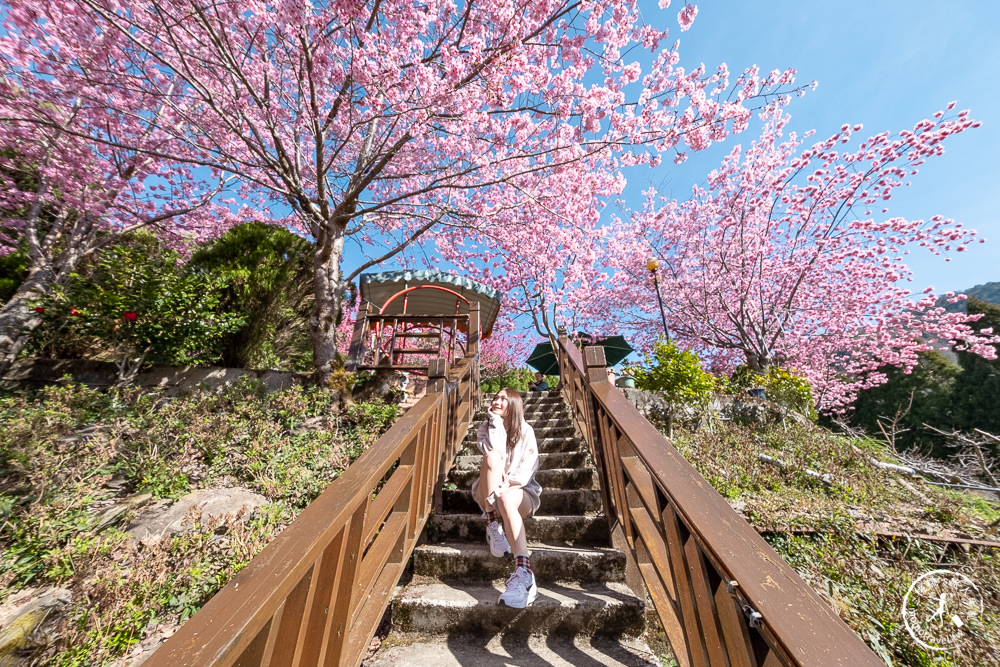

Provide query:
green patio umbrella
left=525, top=333, right=633, bottom=376
left=525, top=341, right=561, bottom=376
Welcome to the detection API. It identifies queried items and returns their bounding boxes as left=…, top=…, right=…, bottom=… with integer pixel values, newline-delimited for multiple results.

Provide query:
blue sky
left=635, top=0, right=999, bottom=294
left=346, top=1, right=998, bottom=297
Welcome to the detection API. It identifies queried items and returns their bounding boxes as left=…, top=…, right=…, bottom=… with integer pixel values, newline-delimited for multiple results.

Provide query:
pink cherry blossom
left=0, top=0, right=805, bottom=383
left=678, top=4, right=698, bottom=31
left=599, top=107, right=996, bottom=411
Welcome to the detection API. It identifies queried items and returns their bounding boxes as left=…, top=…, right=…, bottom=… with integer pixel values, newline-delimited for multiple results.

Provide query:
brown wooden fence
left=144, top=354, right=480, bottom=667
left=557, top=331, right=886, bottom=667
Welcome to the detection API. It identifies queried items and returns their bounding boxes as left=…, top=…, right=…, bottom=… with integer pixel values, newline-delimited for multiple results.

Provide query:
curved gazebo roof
left=359, top=270, right=502, bottom=337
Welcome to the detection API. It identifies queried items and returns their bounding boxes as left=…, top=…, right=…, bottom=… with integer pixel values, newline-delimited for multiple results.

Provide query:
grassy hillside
left=670, top=421, right=1000, bottom=666
left=0, top=379, right=398, bottom=665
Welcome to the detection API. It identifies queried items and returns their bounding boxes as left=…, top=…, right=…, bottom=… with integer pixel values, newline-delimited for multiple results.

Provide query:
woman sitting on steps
left=471, top=388, right=542, bottom=608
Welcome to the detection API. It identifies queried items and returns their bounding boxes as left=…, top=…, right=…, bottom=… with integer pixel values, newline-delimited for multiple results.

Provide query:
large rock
left=126, top=488, right=269, bottom=541
left=0, top=588, right=71, bottom=666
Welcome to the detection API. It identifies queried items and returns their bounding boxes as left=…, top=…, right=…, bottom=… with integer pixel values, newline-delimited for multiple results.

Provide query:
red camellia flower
left=34, top=306, right=45, bottom=314
left=124, top=311, right=137, bottom=321
left=70, top=308, right=82, bottom=316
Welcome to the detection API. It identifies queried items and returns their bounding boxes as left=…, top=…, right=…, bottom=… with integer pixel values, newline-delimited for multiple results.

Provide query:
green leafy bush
left=35, top=233, right=245, bottom=382
left=726, top=364, right=817, bottom=419
left=187, top=222, right=314, bottom=370
left=630, top=339, right=715, bottom=405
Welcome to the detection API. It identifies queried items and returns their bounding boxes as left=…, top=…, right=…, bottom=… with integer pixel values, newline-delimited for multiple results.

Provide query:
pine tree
left=952, top=298, right=1000, bottom=443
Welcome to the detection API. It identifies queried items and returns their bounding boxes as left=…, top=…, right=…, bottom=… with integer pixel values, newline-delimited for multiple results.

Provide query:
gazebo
left=344, top=270, right=501, bottom=373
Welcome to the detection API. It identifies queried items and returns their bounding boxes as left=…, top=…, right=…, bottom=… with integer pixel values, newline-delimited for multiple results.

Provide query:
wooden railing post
left=467, top=304, right=481, bottom=410
left=427, top=358, right=448, bottom=395
left=584, top=345, right=608, bottom=384
left=428, top=358, right=449, bottom=514
left=344, top=300, right=373, bottom=372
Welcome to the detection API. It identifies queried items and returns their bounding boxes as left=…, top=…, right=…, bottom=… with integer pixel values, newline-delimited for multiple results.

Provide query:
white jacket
left=473, top=412, right=542, bottom=514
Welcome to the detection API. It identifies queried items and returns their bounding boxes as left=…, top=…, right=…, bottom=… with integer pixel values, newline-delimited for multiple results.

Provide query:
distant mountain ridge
left=935, top=281, right=1000, bottom=313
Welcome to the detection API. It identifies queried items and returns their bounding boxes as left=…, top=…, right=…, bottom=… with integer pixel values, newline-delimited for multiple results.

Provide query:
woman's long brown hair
left=500, top=387, right=524, bottom=450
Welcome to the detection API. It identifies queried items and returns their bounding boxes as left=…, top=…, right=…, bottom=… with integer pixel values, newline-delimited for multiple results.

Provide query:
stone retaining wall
left=1, top=358, right=311, bottom=396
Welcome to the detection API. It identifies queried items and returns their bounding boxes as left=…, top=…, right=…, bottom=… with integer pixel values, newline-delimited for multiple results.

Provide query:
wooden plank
left=761, top=649, right=785, bottom=667
left=364, top=464, right=412, bottom=547
left=662, top=504, right=710, bottom=667
left=338, top=552, right=411, bottom=667
left=353, top=364, right=429, bottom=371
left=621, top=455, right=659, bottom=522
left=295, top=529, right=352, bottom=667
left=626, top=485, right=677, bottom=601
left=317, top=504, right=368, bottom=665
left=637, top=559, right=691, bottom=667
left=714, top=579, right=757, bottom=667
left=231, top=617, right=271, bottom=667
left=352, top=511, right=409, bottom=626
left=683, top=530, right=730, bottom=666
left=266, top=570, right=314, bottom=665
left=257, top=607, right=280, bottom=666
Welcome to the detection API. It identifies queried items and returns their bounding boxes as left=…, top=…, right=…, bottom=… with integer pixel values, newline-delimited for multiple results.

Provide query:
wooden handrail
left=556, top=333, right=885, bottom=667
left=145, top=355, right=480, bottom=667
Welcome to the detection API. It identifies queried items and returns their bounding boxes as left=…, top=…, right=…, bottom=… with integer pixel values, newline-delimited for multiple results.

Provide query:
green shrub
left=187, top=222, right=314, bottom=370
left=34, top=233, right=245, bottom=382
left=630, top=339, right=715, bottom=406
left=726, top=364, right=817, bottom=419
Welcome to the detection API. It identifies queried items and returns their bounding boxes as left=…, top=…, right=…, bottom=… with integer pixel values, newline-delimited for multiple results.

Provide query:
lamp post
left=646, top=256, right=670, bottom=340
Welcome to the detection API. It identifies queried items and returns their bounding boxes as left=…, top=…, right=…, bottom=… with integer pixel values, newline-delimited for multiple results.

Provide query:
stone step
left=460, top=435, right=584, bottom=456
left=426, top=513, right=611, bottom=547
left=462, top=423, right=577, bottom=444
left=452, top=451, right=589, bottom=472
left=412, top=542, right=626, bottom=584
left=523, top=393, right=564, bottom=403
left=363, top=633, right=660, bottom=666
left=449, top=467, right=598, bottom=491
left=534, top=435, right=586, bottom=453
left=521, top=406, right=573, bottom=419
left=442, top=489, right=603, bottom=515
left=390, top=580, right=646, bottom=638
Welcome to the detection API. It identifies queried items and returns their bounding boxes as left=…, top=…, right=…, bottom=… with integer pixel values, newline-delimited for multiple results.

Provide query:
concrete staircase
left=365, top=393, right=660, bottom=666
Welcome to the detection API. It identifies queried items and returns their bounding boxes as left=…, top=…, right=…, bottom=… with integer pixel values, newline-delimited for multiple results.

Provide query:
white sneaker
left=486, top=521, right=511, bottom=557
left=499, top=566, right=537, bottom=608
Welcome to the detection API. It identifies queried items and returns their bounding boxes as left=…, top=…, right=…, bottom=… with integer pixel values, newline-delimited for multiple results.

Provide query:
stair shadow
left=442, top=628, right=652, bottom=667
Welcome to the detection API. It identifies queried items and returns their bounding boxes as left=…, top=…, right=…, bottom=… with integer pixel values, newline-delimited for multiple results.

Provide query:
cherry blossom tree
left=605, top=107, right=998, bottom=410
left=1, top=0, right=804, bottom=383
left=0, top=17, right=235, bottom=368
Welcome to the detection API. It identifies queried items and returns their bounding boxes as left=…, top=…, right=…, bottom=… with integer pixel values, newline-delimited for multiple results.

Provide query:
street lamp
left=646, top=256, right=670, bottom=340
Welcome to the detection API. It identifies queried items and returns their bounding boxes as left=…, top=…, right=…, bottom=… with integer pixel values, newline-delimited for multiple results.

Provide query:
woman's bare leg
left=476, top=449, right=506, bottom=513
left=496, top=488, right=532, bottom=556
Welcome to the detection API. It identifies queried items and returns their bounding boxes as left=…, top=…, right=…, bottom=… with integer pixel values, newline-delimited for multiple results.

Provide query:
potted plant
left=615, top=363, right=636, bottom=388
